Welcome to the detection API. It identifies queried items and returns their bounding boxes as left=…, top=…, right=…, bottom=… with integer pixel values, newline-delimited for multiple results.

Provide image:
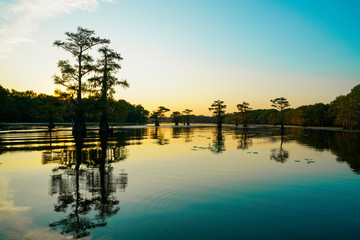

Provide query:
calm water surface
left=0, top=125, right=360, bottom=239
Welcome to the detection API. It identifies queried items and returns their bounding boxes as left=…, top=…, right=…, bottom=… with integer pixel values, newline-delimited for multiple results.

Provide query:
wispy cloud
left=0, top=0, right=113, bottom=58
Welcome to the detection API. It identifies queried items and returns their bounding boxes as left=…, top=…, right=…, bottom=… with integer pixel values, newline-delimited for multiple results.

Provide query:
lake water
left=0, top=124, right=360, bottom=239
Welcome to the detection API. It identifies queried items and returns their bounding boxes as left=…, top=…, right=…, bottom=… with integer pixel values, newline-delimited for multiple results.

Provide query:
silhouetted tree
left=89, top=46, right=129, bottom=133
left=182, top=109, right=193, bottom=125
left=270, top=97, right=290, bottom=129
left=53, top=26, right=110, bottom=134
left=125, top=104, right=149, bottom=124
left=237, top=102, right=252, bottom=127
left=150, top=106, right=170, bottom=126
left=209, top=100, right=226, bottom=129
left=171, top=111, right=182, bottom=125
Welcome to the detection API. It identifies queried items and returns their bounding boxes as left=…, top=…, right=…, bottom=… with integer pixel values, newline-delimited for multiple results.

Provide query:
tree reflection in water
left=212, top=129, right=225, bottom=154
left=172, top=127, right=193, bottom=142
left=233, top=128, right=252, bottom=150
left=270, top=130, right=289, bottom=163
left=44, top=133, right=128, bottom=239
left=150, top=127, right=169, bottom=145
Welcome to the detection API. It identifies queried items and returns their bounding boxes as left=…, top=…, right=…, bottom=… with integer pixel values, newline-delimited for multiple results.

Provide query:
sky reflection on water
left=0, top=125, right=360, bottom=239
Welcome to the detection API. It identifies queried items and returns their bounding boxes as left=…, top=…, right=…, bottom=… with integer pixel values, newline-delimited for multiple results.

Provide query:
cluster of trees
left=0, top=84, right=148, bottom=125
left=149, top=106, right=195, bottom=126
left=3, top=82, right=360, bottom=130
left=2, top=26, right=360, bottom=131
left=225, top=84, right=360, bottom=130
left=53, top=27, right=131, bottom=134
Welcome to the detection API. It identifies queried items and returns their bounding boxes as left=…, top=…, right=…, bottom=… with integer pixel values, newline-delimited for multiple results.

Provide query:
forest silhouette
left=1, top=82, right=360, bottom=130
left=1, top=26, right=360, bottom=131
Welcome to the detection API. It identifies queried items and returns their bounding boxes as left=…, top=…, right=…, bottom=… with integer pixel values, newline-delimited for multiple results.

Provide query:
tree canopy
left=150, top=106, right=170, bottom=126
left=53, top=27, right=110, bottom=133
left=209, top=100, right=226, bottom=129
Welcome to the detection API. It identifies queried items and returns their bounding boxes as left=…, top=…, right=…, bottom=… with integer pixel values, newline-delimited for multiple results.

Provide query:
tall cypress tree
left=53, top=27, right=110, bottom=134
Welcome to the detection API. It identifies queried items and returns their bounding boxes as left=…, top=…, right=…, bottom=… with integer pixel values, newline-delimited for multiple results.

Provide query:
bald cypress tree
left=89, top=46, right=129, bottom=133
left=151, top=106, right=170, bottom=126
left=53, top=27, right=110, bottom=134
left=270, top=97, right=290, bottom=129
left=209, top=100, right=227, bottom=129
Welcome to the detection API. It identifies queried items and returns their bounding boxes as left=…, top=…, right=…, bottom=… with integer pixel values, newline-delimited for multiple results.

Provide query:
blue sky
left=0, top=0, right=359, bottom=114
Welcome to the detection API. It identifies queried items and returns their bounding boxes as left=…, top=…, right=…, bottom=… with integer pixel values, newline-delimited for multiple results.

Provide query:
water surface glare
left=0, top=125, right=360, bottom=239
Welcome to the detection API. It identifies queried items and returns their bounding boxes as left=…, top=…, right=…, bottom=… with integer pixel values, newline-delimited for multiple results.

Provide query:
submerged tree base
left=72, top=120, right=87, bottom=134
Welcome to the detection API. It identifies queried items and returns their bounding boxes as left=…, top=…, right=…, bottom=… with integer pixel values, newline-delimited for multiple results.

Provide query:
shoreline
left=1, top=122, right=360, bottom=133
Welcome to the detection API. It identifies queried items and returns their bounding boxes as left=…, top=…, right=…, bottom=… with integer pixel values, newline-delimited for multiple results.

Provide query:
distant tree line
left=3, top=83, right=360, bottom=130
left=0, top=85, right=148, bottom=125
left=225, top=84, right=360, bottom=130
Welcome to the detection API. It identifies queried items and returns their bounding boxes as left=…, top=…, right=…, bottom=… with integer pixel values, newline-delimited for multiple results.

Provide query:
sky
left=0, top=0, right=359, bottom=115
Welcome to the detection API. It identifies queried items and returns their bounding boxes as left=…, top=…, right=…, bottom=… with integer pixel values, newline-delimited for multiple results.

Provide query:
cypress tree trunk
left=100, top=111, right=109, bottom=133
left=99, top=53, right=110, bottom=134
left=73, top=109, right=86, bottom=134
left=155, top=118, right=160, bottom=126
left=73, top=49, right=86, bottom=134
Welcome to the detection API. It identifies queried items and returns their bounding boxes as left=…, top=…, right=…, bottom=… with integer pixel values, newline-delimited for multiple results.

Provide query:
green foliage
left=125, top=105, right=149, bottom=124
left=270, top=97, right=290, bottom=128
left=329, top=85, right=360, bottom=129
left=53, top=27, right=109, bottom=97
left=53, top=27, right=110, bottom=133
left=226, top=112, right=241, bottom=126
left=88, top=46, right=129, bottom=99
left=209, top=100, right=226, bottom=128
left=182, top=109, right=194, bottom=125
left=150, top=106, right=170, bottom=126
left=87, top=46, right=129, bottom=132
left=0, top=84, right=149, bottom=125
left=0, top=86, right=70, bottom=123
left=237, top=101, right=251, bottom=127
left=270, top=97, right=290, bottom=110
left=171, top=111, right=182, bottom=125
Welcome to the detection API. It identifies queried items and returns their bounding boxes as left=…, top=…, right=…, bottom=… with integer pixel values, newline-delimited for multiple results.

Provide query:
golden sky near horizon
left=1, top=0, right=359, bottom=115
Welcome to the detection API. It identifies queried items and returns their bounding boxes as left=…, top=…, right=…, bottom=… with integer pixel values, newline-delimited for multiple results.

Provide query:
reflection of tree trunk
left=100, top=54, right=110, bottom=134
left=242, top=112, right=248, bottom=128
left=270, top=129, right=289, bottom=163
left=74, top=133, right=84, bottom=234
left=75, top=159, right=80, bottom=227
left=49, top=130, right=53, bottom=150
left=100, top=112, right=109, bottom=133
left=100, top=133, right=108, bottom=205
left=73, top=110, right=86, bottom=134
left=49, top=115, right=55, bottom=130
